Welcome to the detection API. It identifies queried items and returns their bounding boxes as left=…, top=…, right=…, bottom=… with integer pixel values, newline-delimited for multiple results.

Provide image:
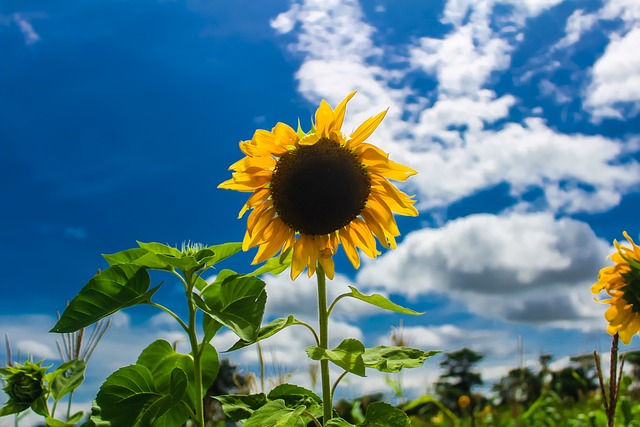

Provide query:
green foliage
left=50, top=264, right=158, bottom=333
left=307, top=339, right=367, bottom=376
left=49, top=359, right=86, bottom=402
left=86, top=338, right=221, bottom=426
left=363, top=347, right=439, bottom=373
left=45, top=241, right=268, bottom=427
left=200, top=272, right=267, bottom=342
left=337, top=287, right=423, bottom=315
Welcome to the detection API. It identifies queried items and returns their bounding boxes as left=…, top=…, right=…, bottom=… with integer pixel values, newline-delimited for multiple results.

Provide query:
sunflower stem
left=316, top=264, right=332, bottom=424
left=185, top=272, right=206, bottom=427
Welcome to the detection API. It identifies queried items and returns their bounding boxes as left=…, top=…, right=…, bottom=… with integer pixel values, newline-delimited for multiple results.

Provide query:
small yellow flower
left=219, top=92, right=418, bottom=280
left=458, top=395, right=471, bottom=409
left=592, top=231, right=640, bottom=344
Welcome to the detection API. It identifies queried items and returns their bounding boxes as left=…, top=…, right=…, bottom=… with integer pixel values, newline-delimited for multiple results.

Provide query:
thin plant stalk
left=594, top=333, right=625, bottom=427
left=185, top=272, right=205, bottom=427
left=316, top=263, right=332, bottom=423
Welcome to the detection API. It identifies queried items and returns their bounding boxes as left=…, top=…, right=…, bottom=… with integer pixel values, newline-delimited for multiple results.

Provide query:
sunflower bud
left=0, top=360, right=47, bottom=412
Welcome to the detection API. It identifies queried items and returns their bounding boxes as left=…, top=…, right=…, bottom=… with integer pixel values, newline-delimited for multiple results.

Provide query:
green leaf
left=31, top=394, right=50, bottom=417
left=306, top=339, right=366, bottom=377
left=129, top=242, right=242, bottom=274
left=242, top=399, right=306, bottom=427
left=362, top=347, right=439, bottom=373
left=267, top=383, right=321, bottom=404
left=227, top=315, right=298, bottom=352
left=360, top=402, right=410, bottom=427
left=103, top=248, right=148, bottom=266
left=136, top=340, right=219, bottom=408
left=45, top=411, right=85, bottom=426
left=325, top=419, right=355, bottom=427
left=267, top=383, right=323, bottom=422
left=0, top=401, right=29, bottom=416
left=202, top=313, right=223, bottom=343
left=169, top=368, right=187, bottom=405
left=94, top=364, right=191, bottom=427
left=51, top=264, right=158, bottom=333
left=344, top=286, right=423, bottom=315
left=248, top=249, right=293, bottom=277
left=136, top=242, right=182, bottom=257
left=201, top=274, right=267, bottom=342
left=50, top=359, right=86, bottom=402
left=214, top=393, right=268, bottom=422
left=202, top=242, right=243, bottom=266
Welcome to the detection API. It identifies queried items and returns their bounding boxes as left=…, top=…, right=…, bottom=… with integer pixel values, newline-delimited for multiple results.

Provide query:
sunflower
left=592, top=231, right=640, bottom=344
left=219, top=92, right=418, bottom=280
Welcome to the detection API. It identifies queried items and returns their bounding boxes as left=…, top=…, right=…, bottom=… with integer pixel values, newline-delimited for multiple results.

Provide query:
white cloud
left=357, top=212, right=610, bottom=328
left=273, top=0, right=640, bottom=215
left=410, top=25, right=511, bottom=97
left=407, top=117, right=640, bottom=213
left=555, top=9, right=598, bottom=49
left=15, top=340, right=58, bottom=360
left=12, top=13, right=40, bottom=45
left=262, top=272, right=394, bottom=321
left=584, top=27, right=640, bottom=121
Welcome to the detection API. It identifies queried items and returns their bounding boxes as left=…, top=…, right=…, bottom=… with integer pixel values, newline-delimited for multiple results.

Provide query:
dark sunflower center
left=622, top=269, right=640, bottom=314
left=270, top=137, right=371, bottom=235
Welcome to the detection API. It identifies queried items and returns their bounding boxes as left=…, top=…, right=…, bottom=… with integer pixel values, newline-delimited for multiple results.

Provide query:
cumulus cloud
left=357, top=212, right=610, bottom=328
left=273, top=0, right=640, bottom=215
left=555, top=9, right=598, bottom=49
left=584, top=27, right=640, bottom=121
left=262, top=272, right=395, bottom=321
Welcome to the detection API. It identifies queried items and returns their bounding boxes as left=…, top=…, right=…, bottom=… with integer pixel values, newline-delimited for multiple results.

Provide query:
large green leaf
left=214, top=393, right=268, bottom=422
left=267, top=384, right=323, bottom=421
left=242, top=400, right=306, bottom=427
left=360, top=402, right=410, bottom=427
left=136, top=339, right=219, bottom=408
left=362, top=347, right=439, bottom=373
left=49, top=359, right=86, bottom=402
left=343, top=286, right=422, bottom=315
left=51, top=264, right=159, bottom=333
left=226, top=315, right=298, bottom=352
left=202, top=242, right=243, bottom=266
left=306, top=339, right=366, bottom=377
left=103, top=248, right=148, bottom=266
left=94, top=364, right=190, bottom=427
left=201, top=274, right=266, bottom=342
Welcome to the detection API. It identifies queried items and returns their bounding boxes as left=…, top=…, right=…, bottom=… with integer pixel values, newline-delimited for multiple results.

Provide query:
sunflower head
left=219, top=92, right=418, bottom=280
left=592, top=231, right=640, bottom=344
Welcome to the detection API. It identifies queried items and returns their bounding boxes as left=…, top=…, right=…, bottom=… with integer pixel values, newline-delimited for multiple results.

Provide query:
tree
left=549, top=355, right=598, bottom=401
left=493, top=367, right=542, bottom=407
left=434, top=348, right=484, bottom=412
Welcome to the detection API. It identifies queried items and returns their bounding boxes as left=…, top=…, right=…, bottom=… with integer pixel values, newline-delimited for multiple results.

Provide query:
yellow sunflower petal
left=315, top=100, right=335, bottom=137
left=348, top=218, right=380, bottom=258
left=347, top=109, right=388, bottom=148
left=252, top=219, right=292, bottom=264
left=229, top=156, right=276, bottom=173
left=273, top=122, right=298, bottom=147
left=358, top=145, right=417, bottom=181
left=332, top=91, right=357, bottom=132
left=361, top=208, right=396, bottom=249
left=238, top=187, right=271, bottom=218
left=339, top=225, right=361, bottom=269
left=372, top=178, right=419, bottom=216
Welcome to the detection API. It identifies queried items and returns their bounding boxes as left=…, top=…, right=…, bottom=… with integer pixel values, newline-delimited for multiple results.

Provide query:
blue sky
left=2, top=0, right=640, bottom=418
